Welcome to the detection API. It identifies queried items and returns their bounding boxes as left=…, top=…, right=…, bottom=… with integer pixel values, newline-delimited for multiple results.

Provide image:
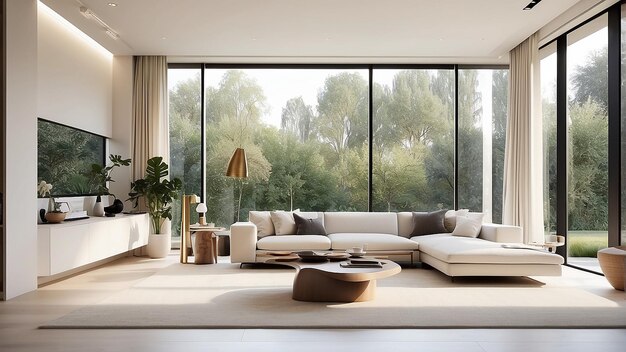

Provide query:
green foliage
left=37, top=120, right=104, bottom=196
left=88, top=154, right=131, bottom=197
left=568, top=232, right=608, bottom=258
left=168, top=68, right=508, bottom=228
left=128, top=157, right=183, bottom=234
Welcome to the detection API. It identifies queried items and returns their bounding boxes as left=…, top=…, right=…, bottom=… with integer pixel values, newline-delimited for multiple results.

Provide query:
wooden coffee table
left=264, top=257, right=401, bottom=302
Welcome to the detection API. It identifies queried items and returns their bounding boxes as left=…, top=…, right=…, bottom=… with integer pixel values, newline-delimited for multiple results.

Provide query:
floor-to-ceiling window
left=457, top=68, right=509, bottom=223
left=540, top=3, right=624, bottom=273
left=169, top=66, right=202, bottom=239
left=203, top=68, right=369, bottom=226
left=168, top=65, right=509, bottom=231
left=566, top=15, right=609, bottom=272
left=371, top=69, right=455, bottom=212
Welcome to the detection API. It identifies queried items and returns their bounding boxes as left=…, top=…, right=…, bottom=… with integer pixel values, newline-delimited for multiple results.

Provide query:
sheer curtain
left=502, top=33, right=544, bottom=244
left=131, top=56, right=169, bottom=180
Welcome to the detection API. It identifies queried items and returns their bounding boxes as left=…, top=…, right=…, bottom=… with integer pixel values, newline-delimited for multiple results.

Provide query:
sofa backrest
left=323, top=212, right=398, bottom=235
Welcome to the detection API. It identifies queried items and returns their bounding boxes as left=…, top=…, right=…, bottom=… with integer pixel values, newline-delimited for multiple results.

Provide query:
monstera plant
left=128, top=156, right=182, bottom=234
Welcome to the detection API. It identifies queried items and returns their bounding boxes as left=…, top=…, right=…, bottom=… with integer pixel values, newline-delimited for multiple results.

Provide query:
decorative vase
left=45, top=212, right=66, bottom=223
left=93, top=195, right=105, bottom=217
left=147, top=233, right=171, bottom=258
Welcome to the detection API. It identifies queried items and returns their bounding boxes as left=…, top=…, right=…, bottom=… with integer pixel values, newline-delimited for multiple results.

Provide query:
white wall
left=4, top=0, right=38, bottom=299
left=37, top=3, right=113, bottom=137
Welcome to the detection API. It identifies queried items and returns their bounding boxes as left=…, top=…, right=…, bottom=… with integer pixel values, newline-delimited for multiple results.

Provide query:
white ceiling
left=41, top=0, right=584, bottom=63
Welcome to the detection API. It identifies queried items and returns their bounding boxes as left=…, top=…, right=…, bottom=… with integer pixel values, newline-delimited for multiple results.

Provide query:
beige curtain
left=502, top=33, right=544, bottom=244
left=131, top=56, right=169, bottom=180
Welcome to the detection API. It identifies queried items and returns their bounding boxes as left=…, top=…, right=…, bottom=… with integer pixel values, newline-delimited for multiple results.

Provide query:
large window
left=168, top=65, right=509, bottom=230
left=566, top=15, right=608, bottom=271
left=203, top=69, right=369, bottom=227
left=169, top=67, right=202, bottom=237
left=457, top=68, right=509, bottom=223
left=372, top=69, right=454, bottom=212
left=37, top=119, right=105, bottom=197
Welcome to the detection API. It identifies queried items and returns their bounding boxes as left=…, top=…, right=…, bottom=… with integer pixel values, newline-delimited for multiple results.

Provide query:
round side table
left=597, top=246, right=626, bottom=291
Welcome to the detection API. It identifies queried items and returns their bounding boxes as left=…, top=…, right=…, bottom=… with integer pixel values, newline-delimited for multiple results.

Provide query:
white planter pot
left=147, top=233, right=171, bottom=258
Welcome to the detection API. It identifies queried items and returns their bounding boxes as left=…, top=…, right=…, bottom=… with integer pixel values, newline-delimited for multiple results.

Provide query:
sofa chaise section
left=414, top=233, right=563, bottom=277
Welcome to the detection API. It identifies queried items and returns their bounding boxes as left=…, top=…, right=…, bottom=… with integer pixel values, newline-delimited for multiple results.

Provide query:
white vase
left=92, top=195, right=105, bottom=217
left=147, top=233, right=171, bottom=258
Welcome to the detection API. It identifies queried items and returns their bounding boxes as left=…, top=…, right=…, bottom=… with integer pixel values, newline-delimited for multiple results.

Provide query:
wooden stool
left=193, top=231, right=218, bottom=264
left=597, top=246, right=626, bottom=291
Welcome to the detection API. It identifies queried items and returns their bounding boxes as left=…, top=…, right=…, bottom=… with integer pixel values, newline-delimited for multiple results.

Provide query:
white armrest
left=229, top=222, right=257, bottom=263
left=479, top=223, right=523, bottom=243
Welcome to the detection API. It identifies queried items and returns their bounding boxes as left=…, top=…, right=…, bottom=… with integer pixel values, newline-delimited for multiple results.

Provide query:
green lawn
left=566, top=231, right=608, bottom=257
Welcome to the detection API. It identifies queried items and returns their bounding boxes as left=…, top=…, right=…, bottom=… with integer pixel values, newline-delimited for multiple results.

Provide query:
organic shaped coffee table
left=264, top=257, right=401, bottom=302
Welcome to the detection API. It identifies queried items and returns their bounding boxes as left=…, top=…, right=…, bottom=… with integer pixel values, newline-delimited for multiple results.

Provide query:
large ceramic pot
left=598, top=246, right=626, bottom=291
left=147, top=219, right=171, bottom=258
left=147, top=233, right=171, bottom=258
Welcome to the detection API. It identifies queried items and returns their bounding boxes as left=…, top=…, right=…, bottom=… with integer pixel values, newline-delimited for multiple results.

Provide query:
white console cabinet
left=38, top=214, right=149, bottom=276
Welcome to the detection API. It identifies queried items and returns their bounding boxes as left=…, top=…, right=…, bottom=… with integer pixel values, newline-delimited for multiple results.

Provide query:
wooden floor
left=1, top=252, right=625, bottom=352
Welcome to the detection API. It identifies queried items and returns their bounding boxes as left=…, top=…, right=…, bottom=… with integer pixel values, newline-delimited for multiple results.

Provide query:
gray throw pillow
left=293, top=213, right=326, bottom=236
left=411, top=209, right=448, bottom=236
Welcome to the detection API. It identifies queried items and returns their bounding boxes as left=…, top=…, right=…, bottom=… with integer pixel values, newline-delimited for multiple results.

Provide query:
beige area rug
left=41, top=263, right=626, bottom=328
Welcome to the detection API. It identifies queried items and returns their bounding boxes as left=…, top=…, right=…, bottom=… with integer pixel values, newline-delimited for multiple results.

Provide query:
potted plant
left=128, top=156, right=182, bottom=258
left=88, top=154, right=131, bottom=216
left=37, top=180, right=65, bottom=223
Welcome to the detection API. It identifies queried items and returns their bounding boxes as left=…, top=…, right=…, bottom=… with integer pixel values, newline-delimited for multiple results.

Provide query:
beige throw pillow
left=444, top=209, right=469, bottom=232
left=270, top=211, right=298, bottom=235
left=451, top=215, right=483, bottom=238
left=249, top=211, right=274, bottom=238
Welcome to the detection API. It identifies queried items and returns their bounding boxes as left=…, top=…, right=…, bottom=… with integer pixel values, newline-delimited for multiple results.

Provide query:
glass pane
left=457, top=69, right=509, bottom=223
left=169, top=68, right=202, bottom=238
left=540, top=42, right=558, bottom=242
left=205, top=69, right=369, bottom=226
left=566, top=15, right=608, bottom=272
left=37, top=119, right=105, bottom=196
left=372, top=69, right=454, bottom=212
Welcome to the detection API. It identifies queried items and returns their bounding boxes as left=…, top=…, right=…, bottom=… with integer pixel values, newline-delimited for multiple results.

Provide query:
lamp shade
left=226, top=148, right=248, bottom=178
left=196, top=203, right=207, bottom=213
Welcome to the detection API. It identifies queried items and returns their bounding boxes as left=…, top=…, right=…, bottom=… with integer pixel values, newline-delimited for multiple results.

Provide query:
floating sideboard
left=37, top=213, right=149, bottom=277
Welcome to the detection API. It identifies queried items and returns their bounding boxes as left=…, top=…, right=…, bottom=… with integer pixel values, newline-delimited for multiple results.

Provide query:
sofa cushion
left=328, top=233, right=420, bottom=251
left=324, top=212, right=398, bottom=235
left=411, top=233, right=564, bottom=265
left=411, top=210, right=448, bottom=236
left=270, top=211, right=323, bottom=235
left=451, top=215, right=482, bottom=238
left=257, top=235, right=331, bottom=250
left=444, top=209, right=469, bottom=232
left=294, top=213, right=326, bottom=236
left=249, top=211, right=274, bottom=238
left=397, top=212, right=413, bottom=238
left=270, top=211, right=297, bottom=235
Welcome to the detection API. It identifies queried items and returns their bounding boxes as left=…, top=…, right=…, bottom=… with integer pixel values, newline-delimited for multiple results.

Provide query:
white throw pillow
left=249, top=211, right=274, bottom=238
left=444, top=209, right=469, bottom=232
left=270, top=211, right=299, bottom=235
left=452, top=215, right=483, bottom=238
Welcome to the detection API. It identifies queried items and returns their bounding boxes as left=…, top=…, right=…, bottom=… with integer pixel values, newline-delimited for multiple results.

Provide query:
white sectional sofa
left=230, top=211, right=564, bottom=277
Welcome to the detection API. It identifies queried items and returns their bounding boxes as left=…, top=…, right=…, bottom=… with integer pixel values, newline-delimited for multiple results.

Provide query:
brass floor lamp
left=226, top=147, right=248, bottom=222
left=180, top=194, right=199, bottom=263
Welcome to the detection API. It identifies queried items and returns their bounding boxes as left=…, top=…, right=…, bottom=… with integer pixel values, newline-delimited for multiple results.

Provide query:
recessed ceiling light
left=161, top=36, right=167, bottom=40
left=523, top=0, right=542, bottom=10
left=108, top=2, right=118, bottom=7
